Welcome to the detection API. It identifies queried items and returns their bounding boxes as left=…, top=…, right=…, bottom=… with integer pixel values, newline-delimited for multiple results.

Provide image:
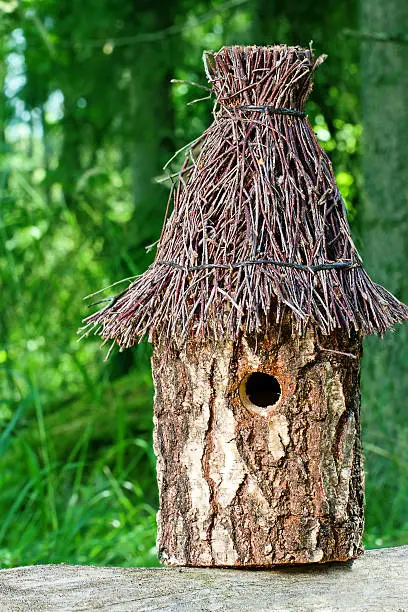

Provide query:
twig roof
left=81, top=45, right=408, bottom=349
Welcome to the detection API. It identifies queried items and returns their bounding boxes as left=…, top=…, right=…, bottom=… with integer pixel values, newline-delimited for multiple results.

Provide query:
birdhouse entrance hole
left=239, top=372, right=282, bottom=412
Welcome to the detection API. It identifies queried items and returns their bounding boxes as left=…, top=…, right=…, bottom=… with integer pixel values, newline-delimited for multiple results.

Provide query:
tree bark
left=152, top=324, right=364, bottom=566
left=126, top=5, right=177, bottom=216
left=360, top=0, right=408, bottom=506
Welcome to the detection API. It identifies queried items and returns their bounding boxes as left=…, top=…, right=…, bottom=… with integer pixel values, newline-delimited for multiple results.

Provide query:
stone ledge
left=0, top=546, right=407, bottom=611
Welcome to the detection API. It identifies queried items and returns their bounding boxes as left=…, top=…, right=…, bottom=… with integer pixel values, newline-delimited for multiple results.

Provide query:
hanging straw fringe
left=80, top=45, right=408, bottom=349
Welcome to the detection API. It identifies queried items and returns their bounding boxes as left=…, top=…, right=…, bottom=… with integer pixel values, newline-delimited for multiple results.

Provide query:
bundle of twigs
left=81, top=45, right=408, bottom=349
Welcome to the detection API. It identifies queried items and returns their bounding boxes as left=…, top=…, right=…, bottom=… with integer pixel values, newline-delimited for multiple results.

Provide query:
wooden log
left=0, top=547, right=407, bottom=611
left=152, top=324, right=364, bottom=566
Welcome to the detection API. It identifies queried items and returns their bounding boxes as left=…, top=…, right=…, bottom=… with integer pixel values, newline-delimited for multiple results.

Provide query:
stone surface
left=0, top=547, right=407, bottom=611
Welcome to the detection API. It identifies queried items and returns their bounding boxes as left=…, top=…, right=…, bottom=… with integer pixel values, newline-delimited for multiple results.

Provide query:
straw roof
left=81, top=45, right=408, bottom=349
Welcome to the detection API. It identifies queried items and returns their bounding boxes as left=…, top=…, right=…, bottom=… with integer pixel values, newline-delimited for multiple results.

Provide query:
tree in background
left=361, top=0, right=408, bottom=545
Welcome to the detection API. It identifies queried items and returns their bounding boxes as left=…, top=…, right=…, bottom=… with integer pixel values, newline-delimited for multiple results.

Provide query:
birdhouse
left=82, top=45, right=408, bottom=566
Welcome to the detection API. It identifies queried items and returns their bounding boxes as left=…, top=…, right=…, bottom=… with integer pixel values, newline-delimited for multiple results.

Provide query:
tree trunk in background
left=152, top=327, right=364, bottom=566
left=127, top=6, right=176, bottom=221
left=129, top=50, right=174, bottom=215
left=360, top=3, right=408, bottom=458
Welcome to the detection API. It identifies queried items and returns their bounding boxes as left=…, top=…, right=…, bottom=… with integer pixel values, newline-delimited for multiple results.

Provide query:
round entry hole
left=240, top=372, right=282, bottom=411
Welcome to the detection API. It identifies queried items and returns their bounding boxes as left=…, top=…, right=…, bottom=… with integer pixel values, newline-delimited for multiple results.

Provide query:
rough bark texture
left=361, top=0, right=408, bottom=300
left=360, top=0, right=408, bottom=460
left=1, top=547, right=407, bottom=611
left=152, top=324, right=364, bottom=566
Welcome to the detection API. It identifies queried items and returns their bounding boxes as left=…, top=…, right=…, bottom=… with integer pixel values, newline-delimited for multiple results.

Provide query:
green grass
left=0, top=366, right=159, bottom=568
left=0, top=151, right=160, bottom=568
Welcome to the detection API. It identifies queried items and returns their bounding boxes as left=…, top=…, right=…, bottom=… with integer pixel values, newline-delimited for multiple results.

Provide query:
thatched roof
left=81, top=45, right=408, bottom=349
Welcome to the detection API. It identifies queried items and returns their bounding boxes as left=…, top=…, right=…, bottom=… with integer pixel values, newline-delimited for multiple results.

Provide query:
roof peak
left=203, top=45, right=325, bottom=111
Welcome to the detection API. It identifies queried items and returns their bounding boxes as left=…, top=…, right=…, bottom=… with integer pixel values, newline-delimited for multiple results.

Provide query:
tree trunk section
left=152, top=324, right=364, bottom=566
left=127, top=7, right=176, bottom=216
left=360, top=0, right=408, bottom=507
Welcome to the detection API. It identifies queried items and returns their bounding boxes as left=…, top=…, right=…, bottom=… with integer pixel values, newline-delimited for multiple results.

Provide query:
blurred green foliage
left=0, top=0, right=406, bottom=568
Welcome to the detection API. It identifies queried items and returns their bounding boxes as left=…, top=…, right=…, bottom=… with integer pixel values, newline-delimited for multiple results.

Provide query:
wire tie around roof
left=227, top=105, right=306, bottom=118
left=156, top=259, right=360, bottom=274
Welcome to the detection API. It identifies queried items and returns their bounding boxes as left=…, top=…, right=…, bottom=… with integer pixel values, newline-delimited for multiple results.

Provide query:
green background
left=0, top=0, right=406, bottom=567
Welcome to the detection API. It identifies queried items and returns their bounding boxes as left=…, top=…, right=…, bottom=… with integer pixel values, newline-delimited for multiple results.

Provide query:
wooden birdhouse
left=82, top=45, right=408, bottom=566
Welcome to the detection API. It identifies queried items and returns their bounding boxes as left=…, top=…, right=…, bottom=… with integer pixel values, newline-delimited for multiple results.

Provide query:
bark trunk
left=360, top=0, right=408, bottom=485
left=127, top=6, right=176, bottom=215
left=152, top=324, right=364, bottom=566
